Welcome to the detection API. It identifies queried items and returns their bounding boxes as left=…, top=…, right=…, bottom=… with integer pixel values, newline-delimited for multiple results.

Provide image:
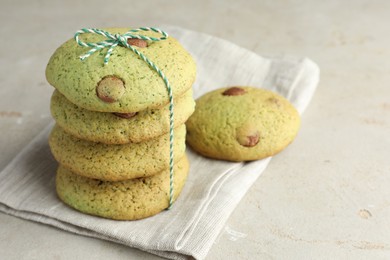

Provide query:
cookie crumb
left=358, top=209, right=372, bottom=219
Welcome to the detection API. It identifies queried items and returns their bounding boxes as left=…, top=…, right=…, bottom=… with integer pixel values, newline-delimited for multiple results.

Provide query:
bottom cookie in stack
left=56, top=155, right=189, bottom=220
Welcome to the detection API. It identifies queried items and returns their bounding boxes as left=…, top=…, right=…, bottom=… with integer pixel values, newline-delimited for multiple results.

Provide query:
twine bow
left=74, top=27, right=168, bottom=64
left=74, top=27, right=175, bottom=209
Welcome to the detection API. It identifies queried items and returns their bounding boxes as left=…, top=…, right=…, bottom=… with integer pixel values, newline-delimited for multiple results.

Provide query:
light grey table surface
left=1, top=0, right=389, bottom=259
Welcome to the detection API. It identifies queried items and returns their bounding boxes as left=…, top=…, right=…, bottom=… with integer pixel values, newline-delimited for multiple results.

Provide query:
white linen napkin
left=0, top=25, right=319, bottom=260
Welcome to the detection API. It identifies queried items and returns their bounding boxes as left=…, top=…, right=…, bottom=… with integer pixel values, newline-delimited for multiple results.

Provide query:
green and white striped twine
left=74, top=27, right=175, bottom=209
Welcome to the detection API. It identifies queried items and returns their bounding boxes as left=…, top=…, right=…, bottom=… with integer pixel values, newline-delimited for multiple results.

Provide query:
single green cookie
left=56, top=154, right=189, bottom=220
left=46, top=28, right=196, bottom=113
left=49, top=124, right=186, bottom=181
left=51, top=89, right=195, bottom=144
left=186, top=87, right=301, bottom=162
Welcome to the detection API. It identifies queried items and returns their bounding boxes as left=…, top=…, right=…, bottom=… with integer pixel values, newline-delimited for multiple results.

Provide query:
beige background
left=1, top=0, right=389, bottom=259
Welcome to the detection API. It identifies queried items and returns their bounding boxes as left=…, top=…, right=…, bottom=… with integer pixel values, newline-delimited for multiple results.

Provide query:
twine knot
left=114, top=33, right=127, bottom=47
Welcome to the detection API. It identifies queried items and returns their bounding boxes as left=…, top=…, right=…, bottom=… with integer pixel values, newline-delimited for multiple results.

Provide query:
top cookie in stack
left=45, top=27, right=196, bottom=220
left=46, top=28, right=196, bottom=113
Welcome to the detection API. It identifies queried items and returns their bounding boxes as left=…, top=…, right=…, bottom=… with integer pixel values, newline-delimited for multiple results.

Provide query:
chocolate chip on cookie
left=222, top=87, right=247, bottom=96
left=96, top=76, right=125, bottom=103
left=236, top=124, right=260, bottom=147
left=127, top=38, right=148, bottom=48
left=113, top=112, right=138, bottom=119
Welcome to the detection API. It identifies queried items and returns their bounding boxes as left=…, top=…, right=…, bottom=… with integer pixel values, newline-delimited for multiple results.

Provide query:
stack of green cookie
left=45, top=28, right=196, bottom=220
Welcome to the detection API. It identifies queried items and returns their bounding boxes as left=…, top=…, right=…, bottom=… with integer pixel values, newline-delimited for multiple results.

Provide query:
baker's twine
left=74, top=27, right=175, bottom=209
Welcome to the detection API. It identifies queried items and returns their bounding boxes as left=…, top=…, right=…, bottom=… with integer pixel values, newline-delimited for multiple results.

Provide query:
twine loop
left=74, top=27, right=175, bottom=209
